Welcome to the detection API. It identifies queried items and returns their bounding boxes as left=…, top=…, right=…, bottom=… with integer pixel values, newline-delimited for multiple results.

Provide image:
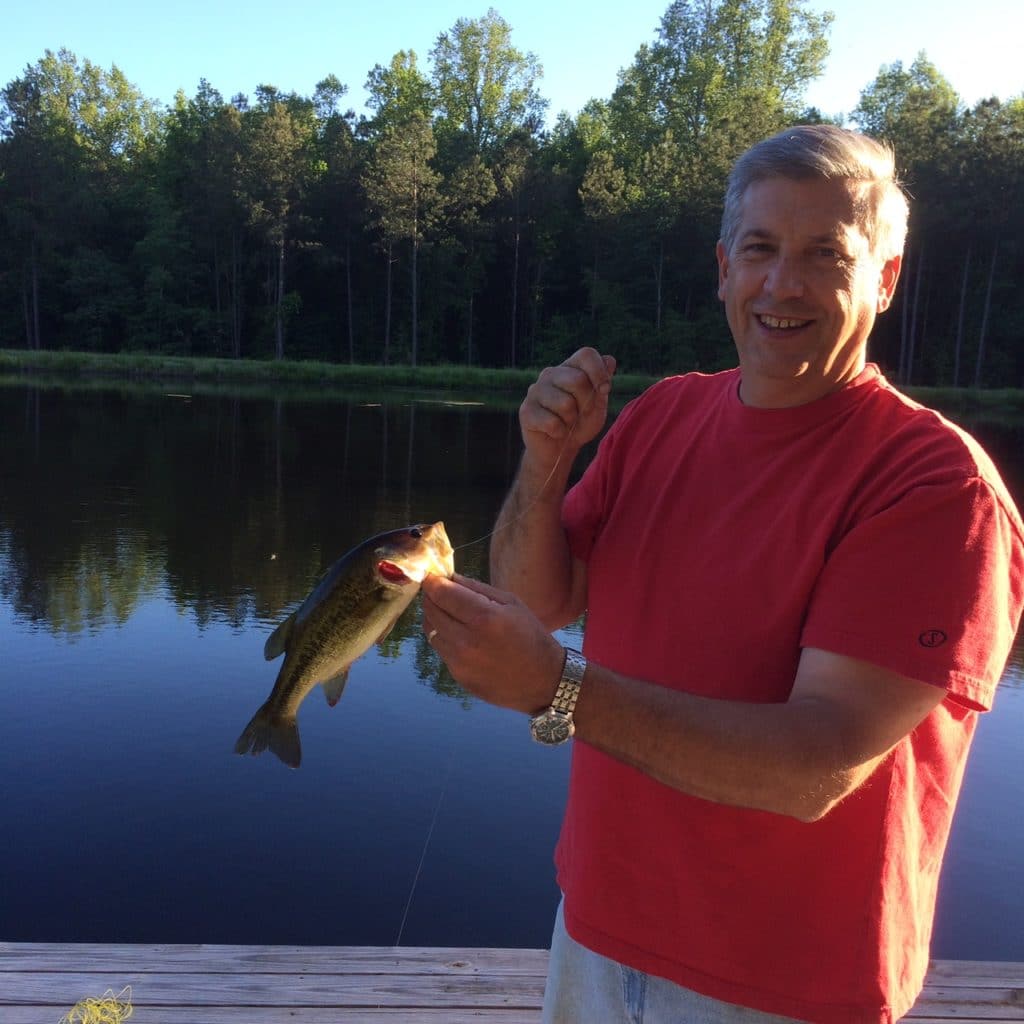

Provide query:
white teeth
left=760, top=315, right=808, bottom=329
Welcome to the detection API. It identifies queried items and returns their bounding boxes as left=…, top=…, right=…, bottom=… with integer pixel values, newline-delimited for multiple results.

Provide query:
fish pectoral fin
left=264, top=612, right=296, bottom=661
left=374, top=611, right=406, bottom=646
left=321, top=668, right=351, bottom=708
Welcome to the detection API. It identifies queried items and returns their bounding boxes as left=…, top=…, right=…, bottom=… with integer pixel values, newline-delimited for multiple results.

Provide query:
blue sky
left=1, top=0, right=1019, bottom=124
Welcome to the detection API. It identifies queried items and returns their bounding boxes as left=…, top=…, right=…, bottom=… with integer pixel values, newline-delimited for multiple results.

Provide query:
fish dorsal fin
left=264, top=612, right=296, bottom=661
left=321, top=668, right=350, bottom=708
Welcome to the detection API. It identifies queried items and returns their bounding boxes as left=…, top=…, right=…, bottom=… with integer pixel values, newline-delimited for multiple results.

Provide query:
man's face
left=716, top=176, right=902, bottom=408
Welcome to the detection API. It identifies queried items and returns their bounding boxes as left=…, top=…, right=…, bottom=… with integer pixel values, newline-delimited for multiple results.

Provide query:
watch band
left=529, top=646, right=587, bottom=745
left=551, top=647, right=586, bottom=716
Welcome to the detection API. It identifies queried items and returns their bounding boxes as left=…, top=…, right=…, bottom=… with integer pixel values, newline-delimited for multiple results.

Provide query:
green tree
left=430, top=8, right=547, bottom=159
left=364, top=51, right=435, bottom=133
left=363, top=112, right=442, bottom=366
left=854, top=55, right=962, bottom=383
left=627, top=135, right=684, bottom=343
left=437, top=152, right=497, bottom=363
left=610, top=0, right=832, bottom=175
left=0, top=72, right=69, bottom=348
left=362, top=52, right=439, bottom=365
left=308, top=75, right=363, bottom=363
left=238, top=88, right=314, bottom=359
left=957, top=97, right=1024, bottom=387
left=159, top=81, right=250, bottom=355
left=129, top=186, right=204, bottom=351
left=491, top=130, right=539, bottom=366
left=853, top=54, right=961, bottom=172
left=579, top=149, right=627, bottom=325
left=0, top=49, right=159, bottom=350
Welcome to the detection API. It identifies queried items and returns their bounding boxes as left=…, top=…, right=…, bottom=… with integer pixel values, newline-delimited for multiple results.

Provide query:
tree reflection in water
left=0, top=381, right=1020, bottom=955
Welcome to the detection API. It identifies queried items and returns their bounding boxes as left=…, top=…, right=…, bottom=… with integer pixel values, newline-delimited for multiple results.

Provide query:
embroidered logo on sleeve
left=918, top=629, right=948, bottom=648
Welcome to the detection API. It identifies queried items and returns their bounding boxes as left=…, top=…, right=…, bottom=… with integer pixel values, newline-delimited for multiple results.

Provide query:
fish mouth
left=375, top=522, right=455, bottom=586
left=377, top=560, right=413, bottom=584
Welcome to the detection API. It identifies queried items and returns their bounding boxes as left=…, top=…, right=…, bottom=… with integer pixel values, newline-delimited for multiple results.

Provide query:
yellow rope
left=59, top=986, right=133, bottom=1023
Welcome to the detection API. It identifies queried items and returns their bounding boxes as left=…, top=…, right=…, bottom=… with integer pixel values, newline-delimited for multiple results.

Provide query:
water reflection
left=0, top=384, right=519, bottom=636
left=1001, top=635, right=1023, bottom=690
left=0, top=382, right=1022, bottom=956
left=1, top=386, right=1021, bottom=693
left=4, top=385, right=1020, bottom=665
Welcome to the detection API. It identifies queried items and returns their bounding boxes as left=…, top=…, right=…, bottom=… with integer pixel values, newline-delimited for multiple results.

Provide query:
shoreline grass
left=2, top=348, right=1022, bottom=420
left=0, top=348, right=653, bottom=396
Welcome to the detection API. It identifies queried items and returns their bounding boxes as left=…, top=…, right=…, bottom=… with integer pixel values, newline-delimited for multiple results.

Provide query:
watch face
left=530, top=710, right=574, bottom=745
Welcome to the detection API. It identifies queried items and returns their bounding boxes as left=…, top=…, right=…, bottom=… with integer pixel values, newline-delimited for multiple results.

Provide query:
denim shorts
left=542, top=900, right=809, bottom=1024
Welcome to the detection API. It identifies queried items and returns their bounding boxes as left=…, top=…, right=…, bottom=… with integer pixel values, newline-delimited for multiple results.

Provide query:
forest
left=1, top=1, right=1022, bottom=386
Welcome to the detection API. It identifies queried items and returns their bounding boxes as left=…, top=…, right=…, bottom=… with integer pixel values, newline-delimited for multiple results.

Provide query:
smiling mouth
left=758, top=314, right=812, bottom=329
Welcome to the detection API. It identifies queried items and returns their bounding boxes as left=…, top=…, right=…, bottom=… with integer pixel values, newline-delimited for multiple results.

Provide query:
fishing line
left=451, top=383, right=599, bottom=556
left=394, top=381, right=601, bottom=943
left=60, top=986, right=133, bottom=1024
left=394, top=739, right=457, bottom=947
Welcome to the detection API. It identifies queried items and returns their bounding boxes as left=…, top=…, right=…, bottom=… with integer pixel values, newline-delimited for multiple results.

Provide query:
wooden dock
left=1, top=943, right=1022, bottom=1022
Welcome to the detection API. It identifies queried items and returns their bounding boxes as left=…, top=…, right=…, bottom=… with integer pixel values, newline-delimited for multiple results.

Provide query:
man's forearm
left=488, top=346, right=614, bottom=630
left=572, top=665, right=848, bottom=821
left=489, top=451, right=580, bottom=630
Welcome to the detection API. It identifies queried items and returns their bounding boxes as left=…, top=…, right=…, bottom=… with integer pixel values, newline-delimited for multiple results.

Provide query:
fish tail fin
left=234, top=703, right=302, bottom=768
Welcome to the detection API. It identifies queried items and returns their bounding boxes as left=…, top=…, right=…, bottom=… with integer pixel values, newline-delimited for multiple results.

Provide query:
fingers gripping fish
left=235, top=522, right=455, bottom=768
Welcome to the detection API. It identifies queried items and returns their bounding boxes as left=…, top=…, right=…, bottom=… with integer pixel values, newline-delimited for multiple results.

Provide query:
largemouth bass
left=235, top=521, right=455, bottom=767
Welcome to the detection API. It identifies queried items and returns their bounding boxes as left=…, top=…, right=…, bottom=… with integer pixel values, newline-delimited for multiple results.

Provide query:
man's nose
left=763, top=256, right=805, bottom=298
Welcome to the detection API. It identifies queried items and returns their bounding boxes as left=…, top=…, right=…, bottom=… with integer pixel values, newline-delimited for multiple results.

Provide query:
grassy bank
left=2, top=348, right=1022, bottom=420
left=903, top=384, right=1024, bottom=420
left=0, top=348, right=658, bottom=400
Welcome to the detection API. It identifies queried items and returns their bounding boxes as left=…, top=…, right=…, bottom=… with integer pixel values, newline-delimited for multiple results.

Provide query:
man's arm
left=570, top=645, right=946, bottom=822
left=419, top=575, right=947, bottom=822
left=488, top=347, right=615, bottom=630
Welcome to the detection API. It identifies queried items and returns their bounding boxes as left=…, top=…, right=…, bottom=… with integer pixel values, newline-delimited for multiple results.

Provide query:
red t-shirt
left=559, top=365, right=1024, bottom=1024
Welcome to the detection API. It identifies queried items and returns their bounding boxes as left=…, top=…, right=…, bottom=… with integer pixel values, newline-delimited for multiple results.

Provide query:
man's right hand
left=519, top=347, right=617, bottom=470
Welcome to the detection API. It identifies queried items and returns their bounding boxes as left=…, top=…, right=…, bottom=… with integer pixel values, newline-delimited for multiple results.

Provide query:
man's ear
left=716, top=240, right=729, bottom=301
left=877, top=254, right=902, bottom=313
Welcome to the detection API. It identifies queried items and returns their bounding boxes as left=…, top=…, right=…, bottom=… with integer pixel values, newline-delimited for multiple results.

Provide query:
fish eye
left=409, top=527, right=422, bottom=539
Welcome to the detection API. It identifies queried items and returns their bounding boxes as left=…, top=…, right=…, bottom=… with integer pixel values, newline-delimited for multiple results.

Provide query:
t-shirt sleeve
left=801, top=475, right=1024, bottom=711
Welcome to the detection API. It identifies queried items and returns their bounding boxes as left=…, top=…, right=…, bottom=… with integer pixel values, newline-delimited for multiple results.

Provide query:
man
left=420, top=125, right=1024, bottom=1023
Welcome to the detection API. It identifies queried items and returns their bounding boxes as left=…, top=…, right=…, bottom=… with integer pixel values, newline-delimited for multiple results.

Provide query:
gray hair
left=720, top=124, right=910, bottom=262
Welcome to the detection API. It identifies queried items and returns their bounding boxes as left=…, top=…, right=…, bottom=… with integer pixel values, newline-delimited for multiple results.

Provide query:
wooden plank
left=0, top=970, right=546, bottom=1009
left=908, top=987, right=1024, bottom=1020
left=1, top=1010, right=542, bottom=1024
left=3, top=944, right=1023, bottom=1023
left=3, top=945, right=1019, bottom=987
left=923, top=961, right=1024, bottom=988
left=0, top=943, right=550, bottom=976
left=11, top=1016, right=1007, bottom=1024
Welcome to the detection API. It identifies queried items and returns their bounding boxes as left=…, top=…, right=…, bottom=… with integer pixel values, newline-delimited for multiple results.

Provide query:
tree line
left=1, top=2, right=1022, bottom=386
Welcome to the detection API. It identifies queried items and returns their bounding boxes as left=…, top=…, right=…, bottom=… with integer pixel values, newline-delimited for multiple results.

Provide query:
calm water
left=1, top=382, right=1022, bottom=959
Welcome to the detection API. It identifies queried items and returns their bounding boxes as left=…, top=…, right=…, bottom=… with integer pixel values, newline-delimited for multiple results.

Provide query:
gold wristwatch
left=529, top=647, right=586, bottom=745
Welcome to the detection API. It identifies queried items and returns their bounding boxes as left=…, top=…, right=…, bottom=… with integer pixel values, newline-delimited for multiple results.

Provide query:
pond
left=1, top=381, right=1022, bottom=959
